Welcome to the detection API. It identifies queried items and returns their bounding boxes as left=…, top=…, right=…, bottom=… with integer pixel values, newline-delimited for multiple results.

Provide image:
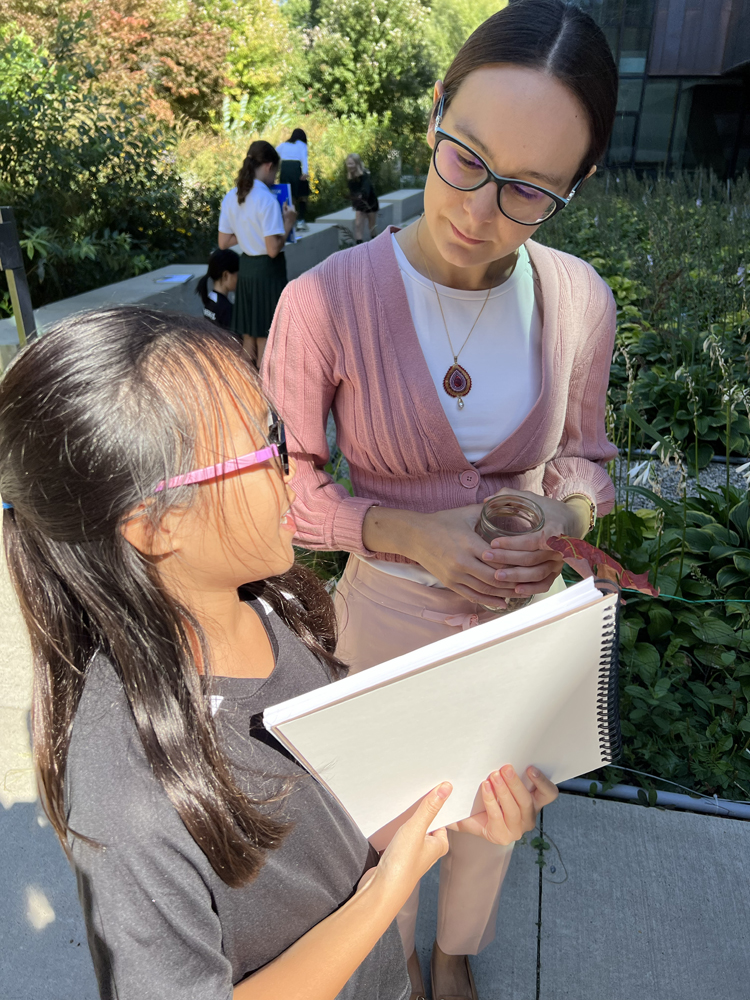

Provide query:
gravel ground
left=614, top=457, right=749, bottom=508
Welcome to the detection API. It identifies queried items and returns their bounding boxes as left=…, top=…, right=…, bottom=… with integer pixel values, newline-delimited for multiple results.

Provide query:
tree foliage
left=0, top=0, right=229, bottom=122
left=425, top=0, right=506, bottom=76
left=0, top=20, right=220, bottom=312
left=305, top=0, right=435, bottom=126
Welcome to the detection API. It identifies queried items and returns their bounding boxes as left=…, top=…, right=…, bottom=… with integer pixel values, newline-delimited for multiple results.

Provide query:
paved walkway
left=2, top=531, right=749, bottom=999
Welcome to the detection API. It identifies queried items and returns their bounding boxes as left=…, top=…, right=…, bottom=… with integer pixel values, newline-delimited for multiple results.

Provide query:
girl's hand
left=368, top=783, right=452, bottom=906
left=451, top=765, right=558, bottom=844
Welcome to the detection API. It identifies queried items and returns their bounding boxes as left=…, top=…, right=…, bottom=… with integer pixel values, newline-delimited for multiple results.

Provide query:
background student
left=276, top=127, right=310, bottom=231
left=263, top=2, right=618, bottom=996
left=0, top=306, right=558, bottom=1000
left=196, top=248, right=240, bottom=333
left=218, top=140, right=296, bottom=366
left=345, top=153, right=379, bottom=243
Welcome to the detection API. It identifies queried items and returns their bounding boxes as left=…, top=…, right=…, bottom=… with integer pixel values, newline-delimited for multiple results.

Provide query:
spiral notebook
left=264, top=576, right=621, bottom=842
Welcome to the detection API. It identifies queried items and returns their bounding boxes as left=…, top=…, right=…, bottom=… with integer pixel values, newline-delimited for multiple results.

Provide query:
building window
left=610, top=115, right=638, bottom=164
left=635, top=80, right=679, bottom=165
left=617, top=78, right=644, bottom=113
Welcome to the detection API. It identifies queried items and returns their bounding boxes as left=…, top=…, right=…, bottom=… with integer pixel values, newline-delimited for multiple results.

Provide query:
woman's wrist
left=561, top=496, right=594, bottom=539
left=362, top=506, right=425, bottom=560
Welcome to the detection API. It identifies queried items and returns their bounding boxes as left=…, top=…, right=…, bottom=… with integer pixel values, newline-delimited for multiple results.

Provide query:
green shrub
left=0, top=21, right=221, bottom=316
left=538, top=171, right=750, bottom=466
left=578, top=487, right=750, bottom=801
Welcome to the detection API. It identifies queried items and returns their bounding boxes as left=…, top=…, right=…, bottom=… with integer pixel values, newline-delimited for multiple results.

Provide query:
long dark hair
left=196, top=248, right=240, bottom=308
left=236, top=139, right=280, bottom=205
left=289, top=128, right=307, bottom=144
left=441, top=0, right=618, bottom=178
left=0, top=306, right=344, bottom=888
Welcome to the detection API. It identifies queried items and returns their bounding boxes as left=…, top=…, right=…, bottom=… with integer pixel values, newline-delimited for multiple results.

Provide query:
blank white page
left=265, top=577, right=602, bottom=727
left=267, top=586, right=618, bottom=836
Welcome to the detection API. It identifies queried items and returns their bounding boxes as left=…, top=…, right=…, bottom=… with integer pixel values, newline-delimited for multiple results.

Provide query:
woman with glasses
left=263, top=2, right=618, bottom=997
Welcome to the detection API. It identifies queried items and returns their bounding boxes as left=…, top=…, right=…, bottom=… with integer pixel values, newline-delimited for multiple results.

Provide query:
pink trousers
left=334, top=557, right=564, bottom=956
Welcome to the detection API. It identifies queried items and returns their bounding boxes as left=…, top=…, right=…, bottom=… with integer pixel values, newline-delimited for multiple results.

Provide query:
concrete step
left=379, top=189, right=424, bottom=226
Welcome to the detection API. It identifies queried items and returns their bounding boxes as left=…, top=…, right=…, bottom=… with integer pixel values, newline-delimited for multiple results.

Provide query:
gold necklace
left=416, top=217, right=516, bottom=410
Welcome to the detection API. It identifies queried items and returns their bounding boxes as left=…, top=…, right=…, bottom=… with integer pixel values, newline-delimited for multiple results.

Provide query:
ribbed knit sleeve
left=541, top=263, right=618, bottom=515
left=262, top=274, right=379, bottom=555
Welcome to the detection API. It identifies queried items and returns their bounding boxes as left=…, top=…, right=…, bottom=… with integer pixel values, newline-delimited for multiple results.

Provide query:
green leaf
left=647, top=606, right=673, bottom=640
left=653, top=676, right=671, bottom=698
left=734, top=555, right=750, bottom=575
left=633, top=642, right=661, bottom=683
left=683, top=528, right=714, bottom=553
left=690, top=618, right=740, bottom=646
left=717, top=567, right=748, bottom=589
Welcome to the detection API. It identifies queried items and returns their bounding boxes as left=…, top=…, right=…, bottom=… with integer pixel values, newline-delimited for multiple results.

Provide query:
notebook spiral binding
left=596, top=596, right=623, bottom=763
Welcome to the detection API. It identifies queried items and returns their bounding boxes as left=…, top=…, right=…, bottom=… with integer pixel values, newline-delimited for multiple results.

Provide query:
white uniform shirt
left=218, top=183, right=284, bottom=257
left=360, top=233, right=543, bottom=587
left=275, top=140, right=309, bottom=174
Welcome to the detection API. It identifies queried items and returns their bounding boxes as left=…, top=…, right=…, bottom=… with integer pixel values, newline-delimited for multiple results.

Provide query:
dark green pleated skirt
left=231, top=252, right=287, bottom=340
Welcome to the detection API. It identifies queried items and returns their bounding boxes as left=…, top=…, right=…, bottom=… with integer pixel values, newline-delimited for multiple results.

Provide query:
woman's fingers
left=491, top=561, right=563, bottom=585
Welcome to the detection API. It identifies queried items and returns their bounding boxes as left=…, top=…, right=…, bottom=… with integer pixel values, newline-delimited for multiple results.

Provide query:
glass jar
left=475, top=494, right=545, bottom=614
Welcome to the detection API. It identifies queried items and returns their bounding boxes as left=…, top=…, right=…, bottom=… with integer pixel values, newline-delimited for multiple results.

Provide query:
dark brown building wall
left=648, top=0, right=746, bottom=75
left=723, top=0, right=750, bottom=73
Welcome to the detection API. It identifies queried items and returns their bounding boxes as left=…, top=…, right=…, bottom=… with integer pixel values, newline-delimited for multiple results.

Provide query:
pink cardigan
left=263, top=227, right=617, bottom=562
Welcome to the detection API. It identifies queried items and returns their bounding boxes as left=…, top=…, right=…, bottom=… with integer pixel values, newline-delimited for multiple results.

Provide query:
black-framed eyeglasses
left=268, top=411, right=289, bottom=475
left=432, top=95, right=584, bottom=226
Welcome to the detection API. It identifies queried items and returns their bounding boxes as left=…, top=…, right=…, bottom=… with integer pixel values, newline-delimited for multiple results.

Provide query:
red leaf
left=546, top=536, right=660, bottom=597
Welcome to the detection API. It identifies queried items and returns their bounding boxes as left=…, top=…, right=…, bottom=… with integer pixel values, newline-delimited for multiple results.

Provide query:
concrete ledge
left=379, top=189, right=424, bottom=225
left=0, top=264, right=208, bottom=364
left=285, top=222, right=339, bottom=280
left=315, top=203, right=394, bottom=240
left=0, top=224, right=339, bottom=367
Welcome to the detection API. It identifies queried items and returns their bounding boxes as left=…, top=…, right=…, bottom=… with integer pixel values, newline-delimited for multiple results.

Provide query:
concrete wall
left=315, top=202, right=394, bottom=239
left=0, top=223, right=339, bottom=368
left=378, top=189, right=424, bottom=226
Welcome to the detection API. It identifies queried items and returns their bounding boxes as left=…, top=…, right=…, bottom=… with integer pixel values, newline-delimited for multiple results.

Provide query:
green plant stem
left=694, top=413, right=700, bottom=490
left=678, top=484, right=687, bottom=587
left=726, top=396, right=731, bottom=526
left=653, top=522, right=662, bottom=590
left=626, top=417, right=633, bottom=513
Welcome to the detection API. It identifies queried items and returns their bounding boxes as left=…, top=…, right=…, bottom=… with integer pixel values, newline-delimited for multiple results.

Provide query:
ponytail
left=196, top=249, right=240, bottom=308
left=236, top=140, right=280, bottom=205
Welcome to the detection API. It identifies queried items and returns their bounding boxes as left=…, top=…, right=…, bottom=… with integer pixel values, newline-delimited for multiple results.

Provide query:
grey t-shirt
left=66, top=597, right=410, bottom=1000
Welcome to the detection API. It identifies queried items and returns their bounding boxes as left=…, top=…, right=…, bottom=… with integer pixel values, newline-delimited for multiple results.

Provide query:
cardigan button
left=459, top=470, right=479, bottom=489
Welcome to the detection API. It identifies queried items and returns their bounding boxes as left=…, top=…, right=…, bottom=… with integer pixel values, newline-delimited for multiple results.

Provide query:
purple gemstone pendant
left=443, top=363, right=472, bottom=402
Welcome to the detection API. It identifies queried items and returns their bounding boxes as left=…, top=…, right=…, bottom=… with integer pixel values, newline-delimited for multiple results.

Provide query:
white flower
left=628, top=460, right=648, bottom=481
left=646, top=254, right=654, bottom=268
left=696, top=198, right=703, bottom=207
left=629, top=461, right=653, bottom=487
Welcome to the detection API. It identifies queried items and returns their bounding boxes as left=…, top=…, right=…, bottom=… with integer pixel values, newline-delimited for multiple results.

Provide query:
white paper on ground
left=264, top=577, right=617, bottom=837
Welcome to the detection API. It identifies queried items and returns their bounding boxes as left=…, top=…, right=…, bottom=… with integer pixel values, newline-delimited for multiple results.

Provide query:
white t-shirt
left=218, top=184, right=284, bottom=257
left=275, top=140, right=308, bottom=174
left=361, top=233, right=543, bottom=587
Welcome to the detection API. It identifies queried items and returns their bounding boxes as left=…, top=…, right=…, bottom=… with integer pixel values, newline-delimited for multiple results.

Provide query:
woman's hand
left=362, top=491, right=587, bottom=605
left=451, top=765, right=558, bottom=844
left=364, top=505, right=520, bottom=605
left=366, top=782, right=452, bottom=906
left=481, top=488, right=589, bottom=600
